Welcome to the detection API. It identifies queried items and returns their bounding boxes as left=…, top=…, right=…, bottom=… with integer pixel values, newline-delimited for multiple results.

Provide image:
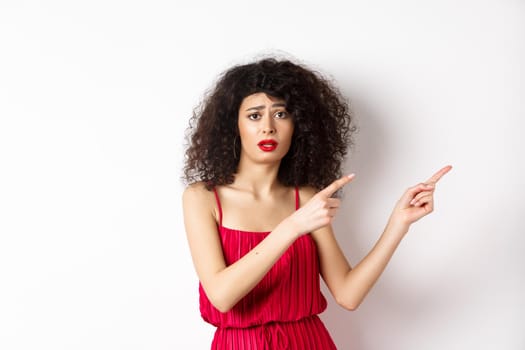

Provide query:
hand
left=287, top=174, right=356, bottom=236
left=387, top=165, right=453, bottom=233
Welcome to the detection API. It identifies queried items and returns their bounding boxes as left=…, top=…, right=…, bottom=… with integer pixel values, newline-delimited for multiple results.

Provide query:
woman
left=182, top=57, right=451, bottom=349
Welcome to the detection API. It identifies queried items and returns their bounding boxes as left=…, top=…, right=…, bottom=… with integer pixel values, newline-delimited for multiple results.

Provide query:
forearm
left=205, top=220, right=298, bottom=312
left=339, top=221, right=409, bottom=310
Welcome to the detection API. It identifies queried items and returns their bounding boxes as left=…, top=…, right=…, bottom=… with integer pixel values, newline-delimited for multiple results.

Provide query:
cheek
left=284, top=124, right=294, bottom=144
left=238, top=121, right=257, bottom=145
left=279, top=126, right=294, bottom=154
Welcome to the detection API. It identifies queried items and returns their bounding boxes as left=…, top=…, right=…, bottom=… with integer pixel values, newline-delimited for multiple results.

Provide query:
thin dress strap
left=212, top=187, right=223, bottom=227
left=295, top=186, right=300, bottom=210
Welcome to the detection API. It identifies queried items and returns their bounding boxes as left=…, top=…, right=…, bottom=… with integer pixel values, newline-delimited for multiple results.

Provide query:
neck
left=233, top=157, right=282, bottom=195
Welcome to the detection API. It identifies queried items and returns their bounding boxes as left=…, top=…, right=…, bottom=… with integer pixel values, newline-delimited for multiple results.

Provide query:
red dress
left=198, top=186, right=337, bottom=349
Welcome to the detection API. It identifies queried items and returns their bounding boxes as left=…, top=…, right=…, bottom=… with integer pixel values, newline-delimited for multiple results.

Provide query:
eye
left=248, top=113, right=261, bottom=120
left=274, top=111, right=288, bottom=119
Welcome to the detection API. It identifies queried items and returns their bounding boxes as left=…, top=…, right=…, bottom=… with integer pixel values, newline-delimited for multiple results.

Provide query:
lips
left=258, top=139, right=278, bottom=152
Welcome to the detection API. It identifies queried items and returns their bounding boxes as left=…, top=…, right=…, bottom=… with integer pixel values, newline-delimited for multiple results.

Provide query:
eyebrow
left=245, top=102, right=287, bottom=111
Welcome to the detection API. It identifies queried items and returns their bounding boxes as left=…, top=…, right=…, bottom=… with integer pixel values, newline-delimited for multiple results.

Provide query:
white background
left=1, top=1, right=524, bottom=349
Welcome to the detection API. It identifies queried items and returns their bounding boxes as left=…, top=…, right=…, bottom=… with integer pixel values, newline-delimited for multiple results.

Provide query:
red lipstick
left=258, top=139, right=278, bottom=152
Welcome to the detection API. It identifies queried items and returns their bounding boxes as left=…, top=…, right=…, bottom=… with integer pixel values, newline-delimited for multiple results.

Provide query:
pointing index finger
left=426, top=165, right=452, bottom=184
left=320, top=173, right=355, bottom=197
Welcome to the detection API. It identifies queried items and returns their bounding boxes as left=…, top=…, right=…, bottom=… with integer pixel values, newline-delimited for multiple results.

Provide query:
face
left=237, top=92, right=294, bottom=164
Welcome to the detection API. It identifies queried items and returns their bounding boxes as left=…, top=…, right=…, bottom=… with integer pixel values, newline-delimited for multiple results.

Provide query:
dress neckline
left=212, top=185, right=300, bottom=231
left=219, top=224, right=271, bottom=234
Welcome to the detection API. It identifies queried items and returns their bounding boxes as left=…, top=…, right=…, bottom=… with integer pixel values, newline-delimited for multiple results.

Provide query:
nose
left=263, top=127, right=275, bottom=134
left=261, top=115, right=276, bottom=134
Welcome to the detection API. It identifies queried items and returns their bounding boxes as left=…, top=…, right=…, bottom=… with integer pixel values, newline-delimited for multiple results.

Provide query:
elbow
left=201, top=277, right=239, bottom=313
left=206, top=289, right=236, bottom=313
left=211, top=299, right=234, bottom=313
left=335, top=295, right=360, bottom=311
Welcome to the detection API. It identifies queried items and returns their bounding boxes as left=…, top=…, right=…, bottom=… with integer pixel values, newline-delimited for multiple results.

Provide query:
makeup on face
left=238, top=92, right=294, bottom=160
left=257, top=139, right=278, bottom=152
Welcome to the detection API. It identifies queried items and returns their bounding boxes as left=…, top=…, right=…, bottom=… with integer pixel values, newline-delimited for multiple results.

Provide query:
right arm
left=182, top=183, right=299, bottom=312
left=183, top=176, right=353, bottom=313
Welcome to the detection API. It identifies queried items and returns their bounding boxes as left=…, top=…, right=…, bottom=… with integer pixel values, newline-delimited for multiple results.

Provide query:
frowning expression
left=237, top=92, right=294, bottom=164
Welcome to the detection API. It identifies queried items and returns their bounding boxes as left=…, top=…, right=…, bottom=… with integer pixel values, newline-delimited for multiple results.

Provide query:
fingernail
left=347, top=173, right=355, bottom=179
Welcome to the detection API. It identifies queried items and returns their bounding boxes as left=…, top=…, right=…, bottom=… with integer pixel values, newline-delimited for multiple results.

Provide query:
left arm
left=308, top=165, right=452, bottom=310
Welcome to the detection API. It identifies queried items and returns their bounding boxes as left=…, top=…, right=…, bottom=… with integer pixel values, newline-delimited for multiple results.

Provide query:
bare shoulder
left=182, top=181, right=223, bottom=238
left=183, top=181, right=211, bottom=201
left=182, top=181, right=216, bottom=216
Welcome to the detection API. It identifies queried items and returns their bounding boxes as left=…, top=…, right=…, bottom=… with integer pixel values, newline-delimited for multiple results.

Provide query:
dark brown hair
left=182, top=57, right=356, bottom=191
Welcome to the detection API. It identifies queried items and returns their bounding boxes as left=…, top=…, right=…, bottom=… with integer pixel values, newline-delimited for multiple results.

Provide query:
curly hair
left=182, top=57, right=356, bottom=192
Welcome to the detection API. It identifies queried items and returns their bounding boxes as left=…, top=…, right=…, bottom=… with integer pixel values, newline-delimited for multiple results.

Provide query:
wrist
left=385, top=217, right=410, bottom=238
left=281, top=217, right=302, bottom=240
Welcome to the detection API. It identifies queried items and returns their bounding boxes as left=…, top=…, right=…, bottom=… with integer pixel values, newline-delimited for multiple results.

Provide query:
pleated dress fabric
left=198, top=187, right=337, bottom=350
